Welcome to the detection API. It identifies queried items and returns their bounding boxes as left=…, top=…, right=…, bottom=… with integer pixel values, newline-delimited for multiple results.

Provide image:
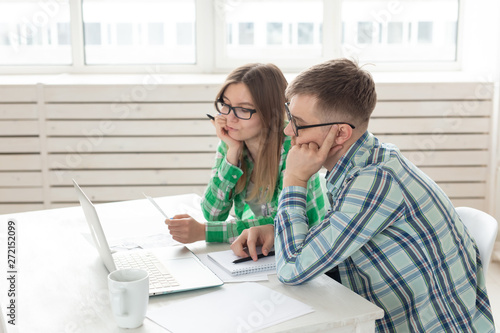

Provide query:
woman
left=166, top=63, right=326, bottom=244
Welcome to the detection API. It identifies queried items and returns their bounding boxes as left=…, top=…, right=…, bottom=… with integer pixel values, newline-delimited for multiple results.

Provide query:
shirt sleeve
left=274, top=168, right=405, bottom=285
left=201, top=141, right=243, bottom=222
left=205, top=216, right=275, bottom=243
left=305, top=172, right=327, bottom=228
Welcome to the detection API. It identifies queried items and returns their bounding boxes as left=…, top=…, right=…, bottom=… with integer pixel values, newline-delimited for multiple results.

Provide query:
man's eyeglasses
left=285, top=102, right=355, bottom=137
left=215, top=100, right=257, bottom=120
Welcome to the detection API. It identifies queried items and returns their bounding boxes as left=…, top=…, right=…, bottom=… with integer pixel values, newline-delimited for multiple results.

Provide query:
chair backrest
left=455, top=206, right=498, bottom=277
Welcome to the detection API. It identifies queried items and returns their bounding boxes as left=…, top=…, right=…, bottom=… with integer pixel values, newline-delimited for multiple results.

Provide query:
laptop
left=73, top=179, right=223, bottom=296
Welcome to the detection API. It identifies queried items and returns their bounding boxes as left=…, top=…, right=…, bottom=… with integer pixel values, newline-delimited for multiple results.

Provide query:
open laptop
left=73, top=179, right=223, bottom=296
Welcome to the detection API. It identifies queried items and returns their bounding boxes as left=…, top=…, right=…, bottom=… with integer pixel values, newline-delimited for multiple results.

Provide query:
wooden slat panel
left=0, top=187, right=43, bottom=202
left=419, top=167, right=488, bottom=182
left=369, top=118, right=489, bottom=134
left=0, top=120, right=39, bottom=136
left=0, top=172, right=42, bottom=186
left=47, top=137, right=219, bottom=153
left=0, top=203, right=45, bottom=214
left=49, top=170, right=212, bottom=186
left=46, top=120, right=213, bottom=136
left=46, top=103, right=214, bottom=119
left=0, top=85, right=38, bottom=102
left=377, top=134, right=489, bottom=150
left=451, top=199, right=487, bottom=211
left=437, top=183, right=486, bottom=198
left=405, top=151, right=489, bottom=166
left=47, top=203, right=76, bottom=210
left=49, top=185, right=207, bottom=202
left=44, top=84, right=220, bottom=103
left=373, top=101, right=492, bottom=118
left=0, top=138, right=40, bottom=153
left=0, top=155, right=42, bottom=171
left=376, top=82, right=494, bottom=101
left=48, top=153, right=215, bottom=170
left=0, top=104, right=38, bottom=119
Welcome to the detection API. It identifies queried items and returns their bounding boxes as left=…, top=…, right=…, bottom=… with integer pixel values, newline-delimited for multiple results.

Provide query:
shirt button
left=233, top=175, right=237, bottom=179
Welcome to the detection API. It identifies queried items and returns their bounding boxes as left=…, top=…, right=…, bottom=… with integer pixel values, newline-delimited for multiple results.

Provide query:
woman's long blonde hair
left=215, top=63, right=287, bottom=203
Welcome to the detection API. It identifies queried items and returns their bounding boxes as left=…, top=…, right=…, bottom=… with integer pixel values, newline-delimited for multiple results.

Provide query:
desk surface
left=0, top=194, right=383, bottom=333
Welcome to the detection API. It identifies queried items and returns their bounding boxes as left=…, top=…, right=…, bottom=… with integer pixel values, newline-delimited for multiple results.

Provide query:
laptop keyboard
left=114, top=251, right=180, bottom=289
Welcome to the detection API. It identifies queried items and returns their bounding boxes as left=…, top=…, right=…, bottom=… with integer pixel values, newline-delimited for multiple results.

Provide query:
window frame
left=0, top=0, right=464, bottom=74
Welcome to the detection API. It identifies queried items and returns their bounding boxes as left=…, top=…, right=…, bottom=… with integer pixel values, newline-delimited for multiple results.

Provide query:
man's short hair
left=286, top=58, right=377, bottom=126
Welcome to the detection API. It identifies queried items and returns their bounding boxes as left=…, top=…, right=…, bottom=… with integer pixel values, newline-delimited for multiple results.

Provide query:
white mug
left=108, top=268, right=149, bottom=329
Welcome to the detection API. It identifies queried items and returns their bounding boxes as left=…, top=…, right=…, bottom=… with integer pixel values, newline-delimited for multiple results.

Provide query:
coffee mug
left=108, top=268, right=149, bottom=329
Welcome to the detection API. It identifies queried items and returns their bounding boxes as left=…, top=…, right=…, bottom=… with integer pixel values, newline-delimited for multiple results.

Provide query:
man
left=231, top=59, right=495, bottom=332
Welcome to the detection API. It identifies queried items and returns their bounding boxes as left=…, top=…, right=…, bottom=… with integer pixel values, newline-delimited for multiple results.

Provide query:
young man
left=231, top=59, right=495, bottom=332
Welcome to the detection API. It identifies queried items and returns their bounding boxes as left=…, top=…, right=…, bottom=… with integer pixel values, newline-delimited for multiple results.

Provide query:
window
left=216, top=0, right=323, bottom=67
left=341, top=0, right=459, bottom=63
left=0, top=0, right=71, bottom=65
left=267, top=23, right=283, bottom=45
left=82, top=0, right=195, bottom=65
left=0, top=0, right=465, bottom=72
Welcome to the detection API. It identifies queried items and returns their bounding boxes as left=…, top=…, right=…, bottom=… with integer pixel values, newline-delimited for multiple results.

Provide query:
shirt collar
left=325, top=131, right=374, bottom=201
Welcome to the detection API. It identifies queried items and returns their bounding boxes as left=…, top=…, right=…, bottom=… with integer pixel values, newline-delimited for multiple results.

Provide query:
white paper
left=197, top=253, right=269, bottom=282
left=207, top=249, right=276, bottom=275
left=147, top=282, right=314, bottom=333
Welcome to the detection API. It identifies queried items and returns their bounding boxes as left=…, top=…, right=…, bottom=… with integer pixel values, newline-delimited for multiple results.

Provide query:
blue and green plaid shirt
left=275, top=131, right=494, bottom=332
left=202, top=136, right=326, bottom=243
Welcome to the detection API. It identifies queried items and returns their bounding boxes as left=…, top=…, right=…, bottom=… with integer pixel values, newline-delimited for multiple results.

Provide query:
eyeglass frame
left=215, top=99, right=257, bottom=120
left=285, top=102, right=355, bottom=136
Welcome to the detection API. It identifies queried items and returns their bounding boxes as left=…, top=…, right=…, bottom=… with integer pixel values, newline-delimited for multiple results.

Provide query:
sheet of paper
left=196, top=253, right=269, bottom=282
left=207, top=248, right=276, bottom=276
left=147, top=282, right=314, bottom=333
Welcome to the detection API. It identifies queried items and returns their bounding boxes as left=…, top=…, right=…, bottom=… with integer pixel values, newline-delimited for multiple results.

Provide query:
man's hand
left=230, top=225, right=275, bottom=261
left=165, top=214, right=206, bottom=243
left=285, top=125, right=342, bottom=187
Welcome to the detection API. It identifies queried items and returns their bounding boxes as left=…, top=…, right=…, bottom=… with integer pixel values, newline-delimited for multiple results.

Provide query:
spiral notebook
left=207, top=249, right=276, bottom=276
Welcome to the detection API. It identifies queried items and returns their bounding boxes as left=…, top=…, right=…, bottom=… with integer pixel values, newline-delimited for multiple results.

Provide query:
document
left=146, top=282, right=314, bottom=333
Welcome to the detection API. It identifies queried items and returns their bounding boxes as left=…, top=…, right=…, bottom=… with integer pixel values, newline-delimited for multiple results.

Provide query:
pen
left=206, top=113, right=215, bottom=120
left=232, top=251, right=275, bottom=264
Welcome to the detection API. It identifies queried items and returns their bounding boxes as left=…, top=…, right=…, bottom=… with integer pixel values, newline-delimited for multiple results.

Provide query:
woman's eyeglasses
left=215, top=100, right=257, bottom=120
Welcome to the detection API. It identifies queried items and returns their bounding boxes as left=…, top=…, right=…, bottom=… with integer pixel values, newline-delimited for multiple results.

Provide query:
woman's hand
left=165, top=214, right=206, bottom=243
left=210, top=115, right=243, bottom=166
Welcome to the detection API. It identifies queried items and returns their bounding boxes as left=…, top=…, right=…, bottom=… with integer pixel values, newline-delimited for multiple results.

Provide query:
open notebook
left=207, top=249, right=276, bottom=276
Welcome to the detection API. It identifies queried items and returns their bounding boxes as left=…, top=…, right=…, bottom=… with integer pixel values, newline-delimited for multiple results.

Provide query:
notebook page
left=207, top=249, right=276, bottom=275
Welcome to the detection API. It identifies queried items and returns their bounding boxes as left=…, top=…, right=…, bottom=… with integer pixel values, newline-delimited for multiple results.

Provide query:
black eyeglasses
left=285, top=102, right=355, bottom=136
left=215, top=99, right=257, bottom=120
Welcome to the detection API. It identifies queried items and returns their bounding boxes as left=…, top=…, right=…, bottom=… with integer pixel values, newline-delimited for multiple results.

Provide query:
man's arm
left=275, top=169, right=405, bottom=285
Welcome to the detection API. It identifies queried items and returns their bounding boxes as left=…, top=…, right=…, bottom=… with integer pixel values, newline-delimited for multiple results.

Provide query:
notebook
left=73, top=179, right=223, bottom=296
left=207, top=249, right=276, bottom=276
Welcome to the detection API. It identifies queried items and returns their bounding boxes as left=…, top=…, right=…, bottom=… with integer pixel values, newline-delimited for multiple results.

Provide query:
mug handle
left=111, top=286, right=127, bottom=316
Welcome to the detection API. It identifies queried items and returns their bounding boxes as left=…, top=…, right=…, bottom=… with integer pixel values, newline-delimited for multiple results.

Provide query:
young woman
left=166, top=63, right=326, bottom=244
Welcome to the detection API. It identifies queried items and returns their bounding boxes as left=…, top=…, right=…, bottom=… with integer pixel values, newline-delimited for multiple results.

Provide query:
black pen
left=206, top=113, right=215, bottom=120
left=232, top=251, right=275, bottom=264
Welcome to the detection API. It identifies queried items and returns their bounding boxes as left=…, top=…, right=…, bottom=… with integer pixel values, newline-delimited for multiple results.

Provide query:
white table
left=0, top=193, right=383, bottom=333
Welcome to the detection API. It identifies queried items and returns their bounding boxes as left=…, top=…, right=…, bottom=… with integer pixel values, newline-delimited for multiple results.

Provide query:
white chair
left=456, top=207, right=498, bottom=277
